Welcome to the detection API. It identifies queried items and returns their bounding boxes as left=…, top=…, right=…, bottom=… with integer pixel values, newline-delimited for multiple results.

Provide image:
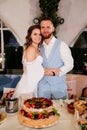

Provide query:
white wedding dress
left=13, top=55, right=44, bottom=98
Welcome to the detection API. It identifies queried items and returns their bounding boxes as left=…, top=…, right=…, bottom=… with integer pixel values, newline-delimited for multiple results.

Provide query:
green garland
left=39, top=0, right=60, bottom=28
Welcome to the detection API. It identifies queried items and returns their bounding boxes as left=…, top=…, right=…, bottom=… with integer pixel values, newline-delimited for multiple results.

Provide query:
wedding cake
left=18, top=97, right=60, bottom=128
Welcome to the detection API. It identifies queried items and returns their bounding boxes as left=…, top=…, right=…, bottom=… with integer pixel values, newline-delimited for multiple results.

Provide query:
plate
left=0, top=112, right=7, bottom=125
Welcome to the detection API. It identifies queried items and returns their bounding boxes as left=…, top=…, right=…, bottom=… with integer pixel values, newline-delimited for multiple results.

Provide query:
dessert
left=74, top=100, right=87, bottom=114
left=77, top=113, right=87, bottom=130
left=18, top=97, right=60, bottom=128
left=67, top=102, right=75, bottom=114
left=74, top=100, right=87, bottom=129
left=0, top=112, right=7, bottom=125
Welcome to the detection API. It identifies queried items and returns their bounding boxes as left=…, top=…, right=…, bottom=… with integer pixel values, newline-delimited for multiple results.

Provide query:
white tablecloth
left=0, top=100, right=80, bottom=130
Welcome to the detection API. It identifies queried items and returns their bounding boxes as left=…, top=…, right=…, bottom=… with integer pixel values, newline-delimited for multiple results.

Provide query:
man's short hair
left=40, top=17, right=53, bottom=25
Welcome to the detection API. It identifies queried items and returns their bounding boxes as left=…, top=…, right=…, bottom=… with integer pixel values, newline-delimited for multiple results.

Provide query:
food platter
left=0, top=112, right=7, bottom=125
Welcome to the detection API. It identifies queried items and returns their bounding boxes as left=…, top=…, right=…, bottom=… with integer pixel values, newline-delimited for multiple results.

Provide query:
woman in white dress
left=13, top=25, right=44, bottom=98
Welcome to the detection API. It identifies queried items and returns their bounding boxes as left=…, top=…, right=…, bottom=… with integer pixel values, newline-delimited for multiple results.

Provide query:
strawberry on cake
left=18, top=97, right=60, bottom=128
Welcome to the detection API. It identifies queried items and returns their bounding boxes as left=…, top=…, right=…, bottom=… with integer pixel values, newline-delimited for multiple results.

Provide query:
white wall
left=0, top=0, right=41, bottom=45
left=0, top=0, right=87, bottom=46
left=57, top=0, right=87, bottom=46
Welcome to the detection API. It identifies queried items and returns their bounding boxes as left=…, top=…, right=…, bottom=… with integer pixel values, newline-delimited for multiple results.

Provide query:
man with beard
left=38, top=17, right=74, bottom=99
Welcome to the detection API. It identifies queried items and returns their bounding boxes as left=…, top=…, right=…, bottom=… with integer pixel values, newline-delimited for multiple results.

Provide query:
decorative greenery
left=39, top=0, right=60, bottom=28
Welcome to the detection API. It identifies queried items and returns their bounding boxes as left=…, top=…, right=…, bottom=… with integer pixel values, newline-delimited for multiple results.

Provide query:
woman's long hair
left=24, top=25, right=42, bottom=50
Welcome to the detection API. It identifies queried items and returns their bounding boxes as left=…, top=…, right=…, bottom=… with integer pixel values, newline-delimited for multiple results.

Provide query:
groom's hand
left=44, top=68, right=61, bottom=76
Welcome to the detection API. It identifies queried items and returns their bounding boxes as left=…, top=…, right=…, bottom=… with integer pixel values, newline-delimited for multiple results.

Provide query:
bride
left=13, top=25, right=44, bottom=98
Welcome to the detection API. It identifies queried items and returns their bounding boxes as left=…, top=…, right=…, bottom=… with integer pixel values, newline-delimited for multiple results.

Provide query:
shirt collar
left=43, top=36, right=56, bottom=47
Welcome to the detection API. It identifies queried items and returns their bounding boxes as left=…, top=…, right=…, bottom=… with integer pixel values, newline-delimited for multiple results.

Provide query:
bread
left=0, top=112, right=7, bottom=125
left=74, top=100, right=86, bottom=114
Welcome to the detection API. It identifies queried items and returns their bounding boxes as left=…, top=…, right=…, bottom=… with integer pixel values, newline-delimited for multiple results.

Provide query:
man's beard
left=42, top=33, right=52, bottom=39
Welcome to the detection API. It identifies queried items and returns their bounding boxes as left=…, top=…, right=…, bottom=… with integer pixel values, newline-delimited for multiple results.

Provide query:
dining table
left=0, top=99, right=81, bottom=130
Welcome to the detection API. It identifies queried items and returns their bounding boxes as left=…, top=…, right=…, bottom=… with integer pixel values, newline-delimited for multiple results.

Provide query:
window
left=0, top=19, right=5, bottom=70
left=0, top=19, right=20, bottom=71
left=72, top=27, right=87, bottom=74
left=74, top=29, right=87, bottom=48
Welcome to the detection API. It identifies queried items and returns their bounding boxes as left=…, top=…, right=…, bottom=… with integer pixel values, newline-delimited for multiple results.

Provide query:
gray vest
left=38, top=39, right=68, bottom=99
left=40, top=39, right=66, bottom=84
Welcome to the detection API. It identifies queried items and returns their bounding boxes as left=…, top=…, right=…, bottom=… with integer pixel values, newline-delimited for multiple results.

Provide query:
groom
left=38, top=17, right=74, bottom=99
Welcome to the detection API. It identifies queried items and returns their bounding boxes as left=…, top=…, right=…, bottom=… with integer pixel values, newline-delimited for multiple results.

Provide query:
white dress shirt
left=43, top=36, right=74, bottom=76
